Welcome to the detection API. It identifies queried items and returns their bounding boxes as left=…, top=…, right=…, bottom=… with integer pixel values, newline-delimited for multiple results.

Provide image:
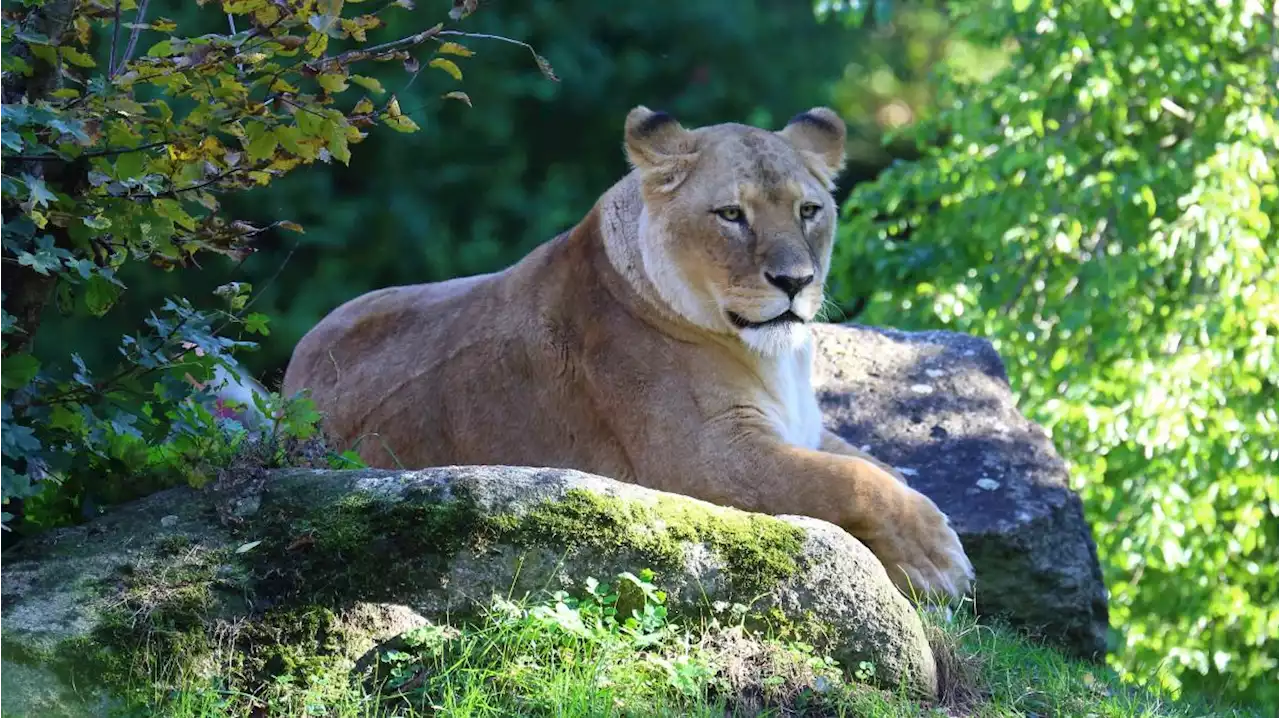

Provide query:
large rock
left=812, top=323, right=1109, bottom=659
left=1, top=466, right=938, bottom=717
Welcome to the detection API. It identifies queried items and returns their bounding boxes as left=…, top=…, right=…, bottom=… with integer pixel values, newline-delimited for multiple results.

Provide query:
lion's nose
left=765, top=272, right=815, bottom=299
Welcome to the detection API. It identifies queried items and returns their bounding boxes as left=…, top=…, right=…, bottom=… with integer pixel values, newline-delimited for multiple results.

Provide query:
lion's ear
left=623, top=106, right=697, bottom=193
left=778, top=107, right=847, bottom=187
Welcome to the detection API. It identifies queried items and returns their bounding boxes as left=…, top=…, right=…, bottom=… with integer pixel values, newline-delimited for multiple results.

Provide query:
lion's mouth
left=727, top=310, right=805, bottom=330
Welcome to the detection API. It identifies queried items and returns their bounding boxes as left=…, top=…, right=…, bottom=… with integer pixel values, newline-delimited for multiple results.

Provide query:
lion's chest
left=757, top=341, right=824, bottom=450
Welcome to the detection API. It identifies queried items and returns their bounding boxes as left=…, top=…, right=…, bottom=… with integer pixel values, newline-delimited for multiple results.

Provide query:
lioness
left=283, top=107, right=973, bottom=597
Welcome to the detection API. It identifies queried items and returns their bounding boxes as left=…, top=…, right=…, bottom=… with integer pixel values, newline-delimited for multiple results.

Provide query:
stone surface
left=812, top=322, right=1109, bottom=660
left=1, top=466, right=938, bottom=716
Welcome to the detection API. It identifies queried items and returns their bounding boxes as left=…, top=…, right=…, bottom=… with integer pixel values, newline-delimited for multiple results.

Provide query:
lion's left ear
left=778, top=108, right=847, bottom=187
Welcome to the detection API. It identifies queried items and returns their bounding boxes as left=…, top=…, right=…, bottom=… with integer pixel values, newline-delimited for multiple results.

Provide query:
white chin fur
left=739, top=322, right=811, bottom=356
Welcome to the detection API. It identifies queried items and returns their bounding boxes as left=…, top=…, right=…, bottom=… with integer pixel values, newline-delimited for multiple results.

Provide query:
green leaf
left=318, top=72, right=350, bottom=93
left=28, top=45, right=57, bottom=67
left=60, top=47, right=96, bottom=68
left=245, top=121, right=278, bottom=162
left=85, top=275, right=122, bottom=316
left=22, top=173, right=56, bottom=208
left=1139, top=186, right=1156, bottom=217
left=326, top=121, right=351, bottom=165
left=1, top=354, right=40, bottom=390
left=244, top=312, right=270, bottom=335
left=153, top=199, right=196, bottom=231
left=114, top=150, right=146, bottom=181
left=147, top=39, right=176, bottom=57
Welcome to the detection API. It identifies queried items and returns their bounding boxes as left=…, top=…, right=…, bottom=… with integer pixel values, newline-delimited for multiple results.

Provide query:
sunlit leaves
left=827, top=0, right=1278, bottom=707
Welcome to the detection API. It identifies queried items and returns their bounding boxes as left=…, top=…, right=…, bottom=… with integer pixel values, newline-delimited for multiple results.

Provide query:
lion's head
left=622, top=106, right=846, bottom=355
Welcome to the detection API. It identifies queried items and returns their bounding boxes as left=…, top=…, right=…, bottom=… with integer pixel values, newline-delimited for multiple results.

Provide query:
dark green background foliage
left=38, top=0, right=860, bottom=383
left=5, top=0, right=1276, bottom=711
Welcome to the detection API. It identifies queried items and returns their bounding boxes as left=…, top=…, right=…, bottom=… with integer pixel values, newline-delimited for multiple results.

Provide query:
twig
left=210, top=236, right=299, bottom=337
left=114, top=0, right=151, bottom=76
left=124, top=163, right=262, bottom=201
left=436, top=29, right=557, bottom=80
left=315, top=26, right=443, bottom=70
left=8, top=140, right=173, bottom=162
left=108, top=0, right=122, bottom=78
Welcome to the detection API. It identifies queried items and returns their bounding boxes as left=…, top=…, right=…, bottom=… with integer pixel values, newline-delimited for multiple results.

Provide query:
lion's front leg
left=819, top=430, right=909, bottom=485
left=722, top=432, right=973, bottom=599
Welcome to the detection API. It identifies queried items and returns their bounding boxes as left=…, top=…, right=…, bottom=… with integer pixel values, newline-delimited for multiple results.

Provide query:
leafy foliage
left=0, top=0, right=540, bottom=532
left=33, top=0, right=861, bottom=383
left=826, top=0, right=1277, bottom=707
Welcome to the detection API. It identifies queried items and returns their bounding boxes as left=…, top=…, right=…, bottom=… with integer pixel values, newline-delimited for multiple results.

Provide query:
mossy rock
left=0, top=466, right=936, bottom=715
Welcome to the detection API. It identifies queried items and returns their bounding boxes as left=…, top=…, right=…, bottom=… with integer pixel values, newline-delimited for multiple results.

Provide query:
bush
left=827, top=0, right=1278, bottom=707
left=0, top=0, right=539, bottom=533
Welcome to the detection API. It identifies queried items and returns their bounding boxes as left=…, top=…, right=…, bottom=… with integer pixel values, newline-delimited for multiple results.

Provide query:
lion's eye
left=799, top=202, right=823, bottom=221
left=713, top=206, right=745, bottom=223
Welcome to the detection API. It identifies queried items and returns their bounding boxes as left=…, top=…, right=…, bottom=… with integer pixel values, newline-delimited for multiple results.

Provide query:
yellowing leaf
left=60, top=47, right=96, bottom=68
left=304, top=32, right=328, bottom=57
left=279, top=221, right=306, bottom=233
left=352, top=97, right=375, bottom=114
left=351, top=75, right=385, bottom=94
left=442, top=90, right=472, bottom=107
left=317, top=72, right=349, bottom=93
left=428, top=57, right=462, bottom=81
left=380, top=96, right=418, bottom=131
left=50, top=88, right=81, bottom=99
left=436, top=41, right=474, bottom=57
left=382, top=113, right=421, bottom=133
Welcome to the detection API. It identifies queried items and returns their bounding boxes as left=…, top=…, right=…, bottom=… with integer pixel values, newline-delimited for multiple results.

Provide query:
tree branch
left=114, top=0, right=151, bottom=76
left=313, top=25, right=443, bottom=70
left=8, top=140, right=172, bottom=162
left=108, top=0, right=122, bottom=78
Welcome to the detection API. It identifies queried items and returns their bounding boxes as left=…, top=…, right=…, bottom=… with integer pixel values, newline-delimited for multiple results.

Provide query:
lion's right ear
left=624, top=106, right=697, bottom=193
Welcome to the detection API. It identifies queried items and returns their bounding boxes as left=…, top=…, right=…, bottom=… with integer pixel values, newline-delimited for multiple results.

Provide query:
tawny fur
left=283, top=107, right=974, bottom=597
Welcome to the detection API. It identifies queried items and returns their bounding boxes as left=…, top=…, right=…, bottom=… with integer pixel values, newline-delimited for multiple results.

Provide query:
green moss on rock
left=496, top=488, right=808, bottom=597
left=250, top=484, right=488, bottom=602
left=15, top=479, right=816, bottom=715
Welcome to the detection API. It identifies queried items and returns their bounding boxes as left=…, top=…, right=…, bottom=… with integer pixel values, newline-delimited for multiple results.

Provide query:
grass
left=110, top=571, right=1260, bottom=718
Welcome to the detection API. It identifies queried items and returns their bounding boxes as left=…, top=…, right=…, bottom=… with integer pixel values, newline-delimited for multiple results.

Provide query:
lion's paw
left=866, top=488, right=973, bottom=601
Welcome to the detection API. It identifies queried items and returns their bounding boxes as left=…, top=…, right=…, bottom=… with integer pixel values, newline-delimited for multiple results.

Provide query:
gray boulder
left=812, top=323, right=1109, bottom=659
left=1, top=466, right=938, bottom=717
